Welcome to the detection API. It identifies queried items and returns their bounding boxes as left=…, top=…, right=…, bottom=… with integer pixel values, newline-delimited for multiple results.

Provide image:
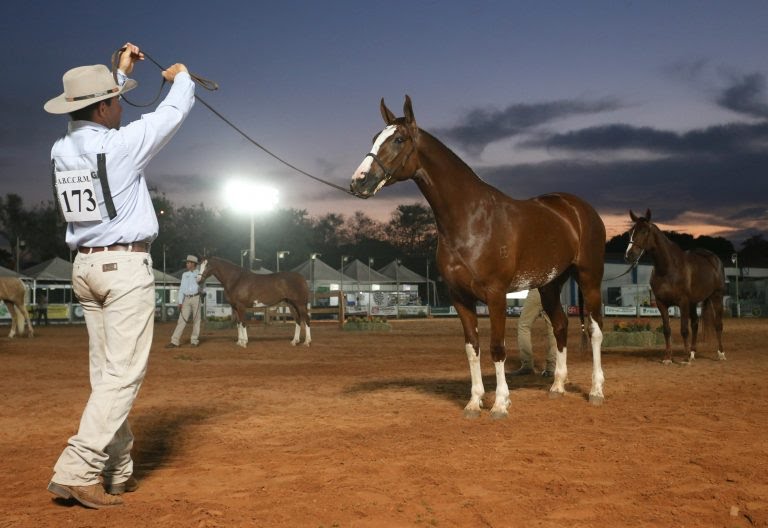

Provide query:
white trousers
left=170, top=295, right=201, bottom=345
left=517, top=289, right=558, bottom=371
left=52, top=251, right=155, bottom=486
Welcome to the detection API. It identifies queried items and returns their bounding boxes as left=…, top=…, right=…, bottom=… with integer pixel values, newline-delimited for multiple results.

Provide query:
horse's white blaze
left=464, top=343, right=484, bottom=413
left=589, top=315, right=605, bottom=401
left=197, top=260, right=207, bottom=282
left=490, top=360, right=510, bottom=416
left=351, top=125, right=397, bottom=183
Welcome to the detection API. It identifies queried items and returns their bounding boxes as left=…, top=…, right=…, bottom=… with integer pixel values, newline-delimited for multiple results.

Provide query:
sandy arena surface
left=1, top=316, right=766, bottom=527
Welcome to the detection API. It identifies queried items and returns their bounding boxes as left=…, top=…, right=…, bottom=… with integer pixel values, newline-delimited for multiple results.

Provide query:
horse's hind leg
left=19, top=304, right=34, bottom=338
left=540, top=282, right=569, bottom=399
left=689, top=302, right=699, bottom=362
left=711, top=295, right=726, bottom=360
left=5, top=301, right=17, bottom=338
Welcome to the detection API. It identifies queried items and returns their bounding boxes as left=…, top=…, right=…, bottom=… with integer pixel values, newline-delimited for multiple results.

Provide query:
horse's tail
left=579, top=288, right=588, bottom=353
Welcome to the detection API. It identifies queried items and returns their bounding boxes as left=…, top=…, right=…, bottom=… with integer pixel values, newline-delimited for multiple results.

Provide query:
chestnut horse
left=625, top=209, right=725, bottom=363
left=197, top=256, right=311, bottom=348
left=0, top=277, right=34, bottom=338
left=350, top=96, right=607, bottom=418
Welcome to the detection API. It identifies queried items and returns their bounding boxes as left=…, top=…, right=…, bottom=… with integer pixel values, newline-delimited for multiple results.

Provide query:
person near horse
left=44, top=42, right=194, bottom=509
left=510, top=289, right=558, bottom=377
left=166, top=255, right=202, bottom=348
left=36, top=292, right=49, bottom=326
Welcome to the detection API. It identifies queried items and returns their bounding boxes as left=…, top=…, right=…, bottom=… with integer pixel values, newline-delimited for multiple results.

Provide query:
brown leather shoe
left=104, top=475, right=139, bottom=495
left=48, top=481, right=124, bottom=509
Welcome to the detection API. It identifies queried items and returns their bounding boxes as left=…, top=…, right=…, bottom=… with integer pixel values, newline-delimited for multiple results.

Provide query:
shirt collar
left=68, top=120, right=109, bottom=133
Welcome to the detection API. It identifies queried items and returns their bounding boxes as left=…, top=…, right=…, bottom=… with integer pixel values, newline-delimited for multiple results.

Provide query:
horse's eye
left=394, top=136, right=406, bottom=144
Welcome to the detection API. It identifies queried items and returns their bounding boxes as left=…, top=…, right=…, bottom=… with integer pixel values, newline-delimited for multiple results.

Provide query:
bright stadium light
left=224, top=180, right=278, bottom=270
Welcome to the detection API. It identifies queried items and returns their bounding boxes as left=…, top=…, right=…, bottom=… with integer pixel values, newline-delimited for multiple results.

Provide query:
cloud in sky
left=716, top=72, right=768, bottom=119
left=436, top=98, right=623, bottom=156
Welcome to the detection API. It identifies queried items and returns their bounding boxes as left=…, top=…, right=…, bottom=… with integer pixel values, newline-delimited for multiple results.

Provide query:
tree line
left=2, top=192, right=767, bottom=281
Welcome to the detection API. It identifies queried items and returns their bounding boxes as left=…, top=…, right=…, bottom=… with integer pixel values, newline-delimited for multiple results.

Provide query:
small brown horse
left=350, top=96, right=607, bottom=418
left=0, top=277, right=34, bottom=338
left=197, top=256, right=311, bottom=348
left=625, top=209, right=725, bottom=363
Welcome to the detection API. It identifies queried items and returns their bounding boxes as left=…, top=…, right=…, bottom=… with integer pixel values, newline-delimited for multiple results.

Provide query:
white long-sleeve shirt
left=178, top=269, right=200, bottom=303
left=51, top=71, right=195, bottom=250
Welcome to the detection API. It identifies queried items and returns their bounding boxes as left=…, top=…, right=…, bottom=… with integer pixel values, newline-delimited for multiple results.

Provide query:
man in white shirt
left=45, top=42, right=195, bottom=509
left=166, top=255, right=202, bottom=348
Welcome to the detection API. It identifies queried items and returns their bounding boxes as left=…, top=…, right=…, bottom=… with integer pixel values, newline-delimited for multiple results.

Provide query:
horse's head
left=625, top=209, right=653, bottom=263
left=197, top=257, right=211, bottom=283
left=350, top=95, right=421, bottom=198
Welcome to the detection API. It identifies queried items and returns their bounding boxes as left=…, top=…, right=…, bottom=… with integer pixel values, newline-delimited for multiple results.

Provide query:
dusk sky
left=2, top=1, right=767, bottom=245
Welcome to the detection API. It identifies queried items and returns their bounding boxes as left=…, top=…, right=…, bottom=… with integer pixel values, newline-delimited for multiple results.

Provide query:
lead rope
left=111, top=48, right=355, bottom=196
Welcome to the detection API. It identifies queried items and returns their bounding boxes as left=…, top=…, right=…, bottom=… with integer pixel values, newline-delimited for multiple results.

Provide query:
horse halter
left=363, top=131, right=416, bottom=184
left=625, top=225, right=650, bottom=264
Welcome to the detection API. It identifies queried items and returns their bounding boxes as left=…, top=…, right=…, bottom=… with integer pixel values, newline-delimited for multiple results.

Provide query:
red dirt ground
left=1, top=317, right=766, bottom=527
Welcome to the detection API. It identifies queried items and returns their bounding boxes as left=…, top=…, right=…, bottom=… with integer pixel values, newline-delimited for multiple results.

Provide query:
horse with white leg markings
left=197, top=256, right=311, bottom=348
left=350, top=96, right=607, bottom=418
left=0, top=277, right=34, bottom=338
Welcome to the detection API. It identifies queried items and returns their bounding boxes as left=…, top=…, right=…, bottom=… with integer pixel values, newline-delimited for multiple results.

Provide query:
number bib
left=55, top=169, right=102, bottom=222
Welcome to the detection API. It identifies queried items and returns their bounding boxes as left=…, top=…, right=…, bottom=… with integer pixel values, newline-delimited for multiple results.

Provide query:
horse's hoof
left=548, top=390, right=564, bottom=399
left=589, top=394, right=605, bottom=406
left=717, top=352, right=726, bottom=361
left=290, top=341, right=298, bottom=346
left=662, top=359, right=672, bottom=365
left=237, top=343, right=247, bottom=349
left=463, top=408, right=481, bottom=419
left=490, top=409, right=508, bottom=420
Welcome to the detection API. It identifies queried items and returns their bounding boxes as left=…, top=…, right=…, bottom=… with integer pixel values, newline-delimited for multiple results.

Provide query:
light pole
left=310, top=253, right=321, bottom=305
left=395, top=258, right=400, bottom=319
left=224, top=180, right=278, bottom=271
left=425, top=258, right=430, bottom=312
left=276, top=250, right=290, bottom=272
left=340, top=255, right=349, bottom=303
left=162, top=244, right=168, bottom=322
left=368, top=257, right=374, bottom=315
left=732, top=253, right=740, bottom=318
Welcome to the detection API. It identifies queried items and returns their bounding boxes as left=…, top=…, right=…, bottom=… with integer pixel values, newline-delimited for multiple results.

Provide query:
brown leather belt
left=78, top=242, right=150, bottom=254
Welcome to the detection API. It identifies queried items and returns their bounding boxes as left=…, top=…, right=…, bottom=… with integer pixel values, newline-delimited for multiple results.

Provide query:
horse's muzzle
left=349, top=172, right=381, bottom=198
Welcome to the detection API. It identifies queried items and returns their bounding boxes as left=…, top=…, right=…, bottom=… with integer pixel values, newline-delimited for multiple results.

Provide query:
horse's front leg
left=452, top=297, right=482, bottom=418
left=487, top=296, right=510, bottom=420
left=234, top=307, right=248, bottom=348
left=657, top=302, right=673, bottom=364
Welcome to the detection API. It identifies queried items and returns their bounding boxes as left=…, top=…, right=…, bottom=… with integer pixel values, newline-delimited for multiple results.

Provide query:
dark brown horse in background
left=0, top=277, right=34, bottom=338
left=625, top=209, right=725, bottom=363
left=197, top=257, right=311, bottom=348
left=350, top=96, right=607, bottom=418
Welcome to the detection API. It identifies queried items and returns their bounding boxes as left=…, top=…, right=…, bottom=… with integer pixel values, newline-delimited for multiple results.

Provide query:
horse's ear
left=380, top=98, right=396, bottom=125
left=645, top=209, right=652, bottom=221
left=629, top=209, right=638, bottom=222
left=403, top=95, right=419, bottom=137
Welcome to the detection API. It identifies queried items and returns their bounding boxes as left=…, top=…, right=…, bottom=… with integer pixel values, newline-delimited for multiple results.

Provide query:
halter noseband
left=363, top=133, right=416, bottom=184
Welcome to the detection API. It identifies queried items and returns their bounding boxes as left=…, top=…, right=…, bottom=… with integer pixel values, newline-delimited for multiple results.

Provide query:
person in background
left=44, top=41, right=195, bottom=509
left=509, top=288, right=558, bottom=377
left=37, top=292, right=49, bottom=326
left=166, top=255, right=202, bottom=348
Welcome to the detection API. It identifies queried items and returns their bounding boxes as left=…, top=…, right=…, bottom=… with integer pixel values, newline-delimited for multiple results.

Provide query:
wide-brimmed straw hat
left=44, top=64, right=138, bottom=114
left=185, top=255, right=199, bottom=264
